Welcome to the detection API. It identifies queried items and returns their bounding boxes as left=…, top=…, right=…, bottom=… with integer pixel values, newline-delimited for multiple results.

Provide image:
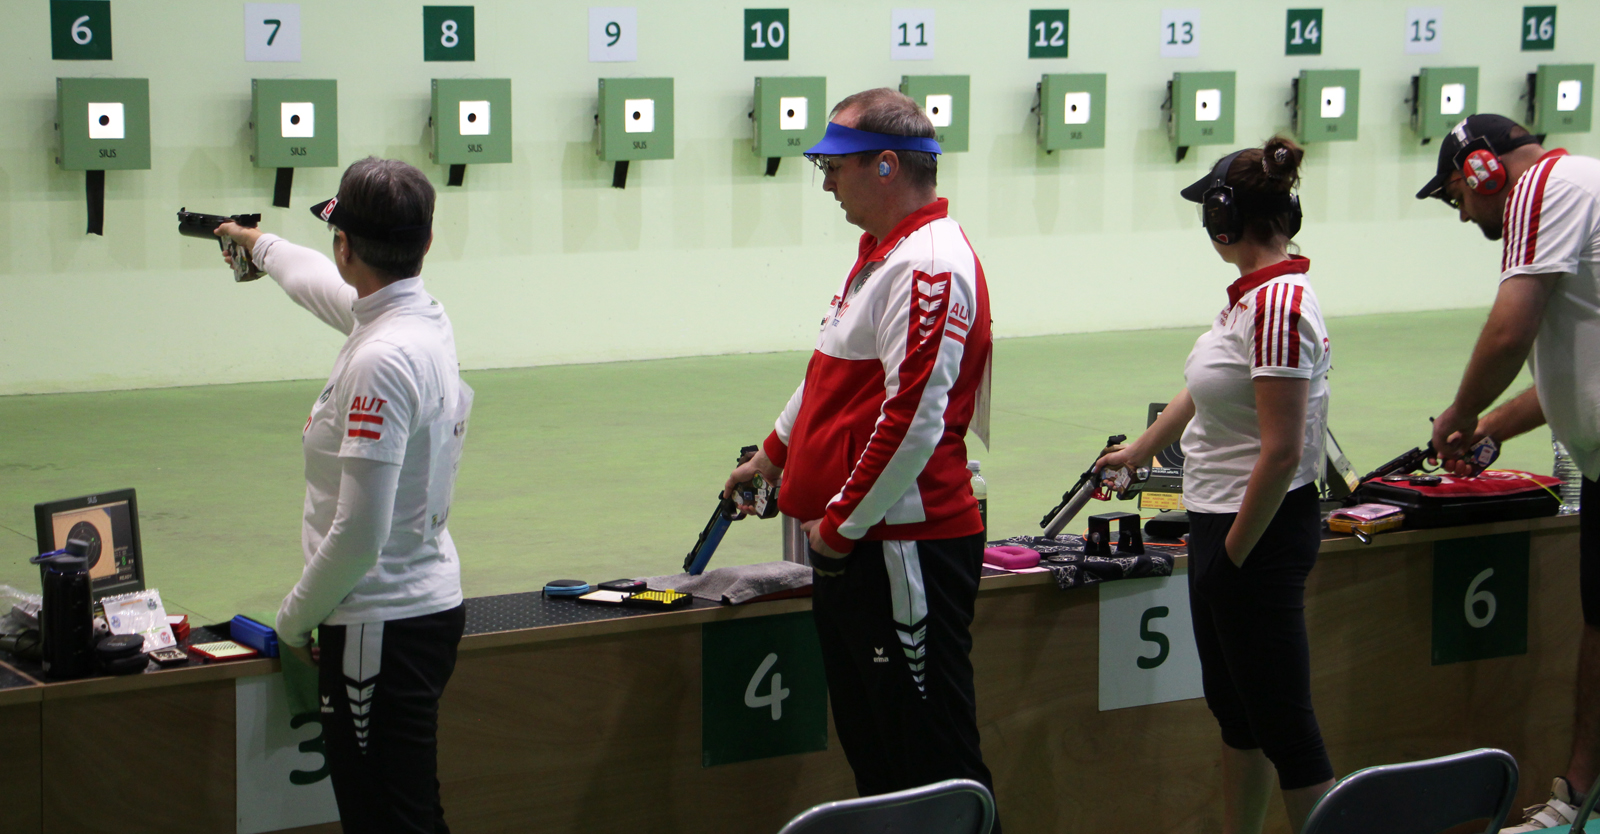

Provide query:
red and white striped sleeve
left=815, top=260, right=975, bottom=554
left=763, top=381, right=805, bottom=468
left=1247, top=282, right=1320, bottom=379
left=1502, top=158, right=1589, bottom=280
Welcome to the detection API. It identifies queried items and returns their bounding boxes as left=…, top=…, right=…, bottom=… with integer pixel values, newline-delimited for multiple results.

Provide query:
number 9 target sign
left=590, top=7, right=638, bottom=62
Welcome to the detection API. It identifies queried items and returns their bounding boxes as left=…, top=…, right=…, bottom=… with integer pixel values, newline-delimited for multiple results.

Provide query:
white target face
left=1062, top=92, right=1091, bottom=125
left=778, top=96, right=807, bottom=131
left=87, top=102, right=125, bottom=140
left=1319, top=86, right=1346, bottom=119
left=623, top=98, right=654, bottom=133
left=459, top=100, right=490, bottom=135
left=924, top=94, right=953, bottom=127
left=1439, top=83, right=1466, bottom=115
left=1558, top=79, right=1583, bottom=112
left=1195, top=88, right=1221, bottom=122
left=280, top=102, right=315, bottom=138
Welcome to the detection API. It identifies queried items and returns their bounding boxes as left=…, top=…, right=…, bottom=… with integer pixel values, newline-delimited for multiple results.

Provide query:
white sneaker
left=1503, top=777, right=1600, bottom=832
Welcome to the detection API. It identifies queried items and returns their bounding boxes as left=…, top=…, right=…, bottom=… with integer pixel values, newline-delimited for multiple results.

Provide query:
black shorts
left=1580, top=477, right=1600, bottom=626
left=1187, top=484, right=1334, bottom=790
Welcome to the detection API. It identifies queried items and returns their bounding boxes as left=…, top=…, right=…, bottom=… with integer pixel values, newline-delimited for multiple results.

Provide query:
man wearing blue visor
left=726, top=88, right=999, bottom=823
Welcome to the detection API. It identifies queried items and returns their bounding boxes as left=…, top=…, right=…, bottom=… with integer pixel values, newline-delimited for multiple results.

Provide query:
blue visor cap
left=803, top=122, right=942, bottom=161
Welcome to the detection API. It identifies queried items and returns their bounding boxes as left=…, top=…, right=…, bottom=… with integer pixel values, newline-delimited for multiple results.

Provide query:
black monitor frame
left=34, top=488, right=145, bottom=602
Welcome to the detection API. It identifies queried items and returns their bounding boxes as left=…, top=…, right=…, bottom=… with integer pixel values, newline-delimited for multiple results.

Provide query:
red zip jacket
left=763, top=199, right=992, bottom=555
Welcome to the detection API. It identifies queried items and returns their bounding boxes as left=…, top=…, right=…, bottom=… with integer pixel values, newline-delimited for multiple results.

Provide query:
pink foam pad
left=983, top=546, right=1040, bottom=570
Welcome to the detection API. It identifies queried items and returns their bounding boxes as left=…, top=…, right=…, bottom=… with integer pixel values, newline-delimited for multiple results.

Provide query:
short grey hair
left=830, top=88, right=938, bottom=188
left=335, top=157, right=435, bottom=281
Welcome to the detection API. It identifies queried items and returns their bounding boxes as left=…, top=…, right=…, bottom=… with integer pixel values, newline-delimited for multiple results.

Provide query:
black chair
left=1568, top=778, right=1600, bottom=833
left=1302, top=748, right=1518, bottom=834
left=776, top=778, right=995, bottom=834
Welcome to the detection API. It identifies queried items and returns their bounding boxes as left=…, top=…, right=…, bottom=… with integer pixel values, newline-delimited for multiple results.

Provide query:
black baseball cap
left=1415, top=114, right=1542, bottom=201
left=308, top=196, right=431, bottom=243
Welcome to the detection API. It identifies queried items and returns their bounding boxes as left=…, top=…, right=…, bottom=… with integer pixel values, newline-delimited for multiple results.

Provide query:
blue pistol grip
left=687, top=513, right=732, bottom=576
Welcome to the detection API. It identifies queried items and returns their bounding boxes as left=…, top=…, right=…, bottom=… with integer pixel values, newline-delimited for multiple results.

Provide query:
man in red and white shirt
left=725, top=88, right=997, bottom=821
left=1423, top=114, right=1600, bottom=831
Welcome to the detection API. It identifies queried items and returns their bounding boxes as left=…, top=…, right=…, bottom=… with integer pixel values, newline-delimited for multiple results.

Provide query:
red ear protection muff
left=1461, top=146, right=1507, bottom=195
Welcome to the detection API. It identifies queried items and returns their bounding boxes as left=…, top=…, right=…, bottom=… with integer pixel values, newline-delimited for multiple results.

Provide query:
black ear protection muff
left=1197, top=150, right=1246, bottom=245
left=1181, top=149, right=1303, bottom=245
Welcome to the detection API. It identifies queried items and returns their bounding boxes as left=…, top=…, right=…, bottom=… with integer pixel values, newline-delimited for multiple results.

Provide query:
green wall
left=2, top=0, right=1595, bottom=394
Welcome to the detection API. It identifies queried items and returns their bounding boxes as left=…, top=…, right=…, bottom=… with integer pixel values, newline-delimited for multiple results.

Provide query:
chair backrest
left=1574, top=776, right=1600, bottom=833
left=777, top=778, right=995, bottom=834
left=1302, top=748, right=1519, bottom=834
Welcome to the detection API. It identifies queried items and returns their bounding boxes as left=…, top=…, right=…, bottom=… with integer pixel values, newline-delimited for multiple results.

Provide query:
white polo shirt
left=1180, top=256, right=1331, bottom=514
left=255, top=235, right=471, bottom=642
left=1500, top=150, right=1600, bottom=480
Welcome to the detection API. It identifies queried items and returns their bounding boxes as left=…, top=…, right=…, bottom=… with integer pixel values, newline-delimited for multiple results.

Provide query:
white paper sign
left=1160, top=8, right=1200, bottom=58
left=236, top=675, right=340, bottom=834
left=589, top=7, right=638, bottom=62
left=1405, top=6, right=1442, bottom=54
left=1098, top=572, right=1204, bottom=711
left=244, top=4, right=302, bottom=62
left=891, top=9, right=934, bottom=60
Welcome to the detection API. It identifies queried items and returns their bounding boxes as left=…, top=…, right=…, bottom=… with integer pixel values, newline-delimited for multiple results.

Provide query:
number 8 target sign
left=423, top=6, right=475, bottom=61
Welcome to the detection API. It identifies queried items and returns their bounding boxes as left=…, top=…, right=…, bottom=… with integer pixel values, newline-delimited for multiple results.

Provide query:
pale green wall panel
left=1, top=0, right=1598, bottom=394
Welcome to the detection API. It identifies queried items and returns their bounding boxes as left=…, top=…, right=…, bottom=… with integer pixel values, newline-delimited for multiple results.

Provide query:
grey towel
left=644, top=561, right=813, bottom=605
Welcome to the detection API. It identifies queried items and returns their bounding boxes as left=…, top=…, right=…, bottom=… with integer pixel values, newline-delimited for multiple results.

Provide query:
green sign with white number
left=744, top=9, right=789, bottom=61
left=1028, top=10, right=1069, bottom=59
left=1522, top=6, right=1556, bottom=51
left=702, top=612, right=827, bottom=767
left=1432, top=533, right=1530, bottom=665
left=51, top=0, right=112, bottom=60
left=1285, top=8, right=1322, bottom=55
left=423, top=6, right=474, bottom=62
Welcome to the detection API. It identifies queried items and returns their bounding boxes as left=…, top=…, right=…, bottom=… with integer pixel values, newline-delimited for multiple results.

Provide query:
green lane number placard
left=1523, top=6, right=1556, bottom=51
left=51, top=0, right=112, bottom=60
left=702, top=612, right=827, bottom=767
left=1028, top=10, right=1069, bottom=59
left=1285, top=8, right=1322, bottom=55
left=1432, top=533, right=1530, bottom=665
left=423, top=6, right=474, bottom=61
left=744, top=9, right=788, bottom=61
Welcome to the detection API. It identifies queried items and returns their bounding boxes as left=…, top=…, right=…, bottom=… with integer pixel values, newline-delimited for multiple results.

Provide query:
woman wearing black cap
left=1095, top=136, right=1336, bottom=833
left=217, top=156, right=471, bottom=834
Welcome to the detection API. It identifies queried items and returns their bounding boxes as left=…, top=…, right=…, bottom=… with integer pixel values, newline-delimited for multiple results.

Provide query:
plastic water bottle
left=1554, top=436, right=1583, bottom=513
left=968, top=460, right=988, bottom=540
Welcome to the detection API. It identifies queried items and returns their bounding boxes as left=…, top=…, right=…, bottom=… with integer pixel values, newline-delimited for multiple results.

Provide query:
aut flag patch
left=348, top=395, right=386, bottom=440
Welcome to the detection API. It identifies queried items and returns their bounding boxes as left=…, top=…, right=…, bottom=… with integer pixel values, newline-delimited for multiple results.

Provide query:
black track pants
left=317, top=604, right=466, bottom=834
left=1187, top=484, right=1334, bottom=790
left=811, top=533, right=1000, bottom=832
left=1579, top=477, right=1600, bottom=625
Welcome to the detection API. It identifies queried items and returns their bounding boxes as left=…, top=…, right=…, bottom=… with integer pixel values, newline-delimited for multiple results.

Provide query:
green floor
left=0, top=307, right=1540, bottom=624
